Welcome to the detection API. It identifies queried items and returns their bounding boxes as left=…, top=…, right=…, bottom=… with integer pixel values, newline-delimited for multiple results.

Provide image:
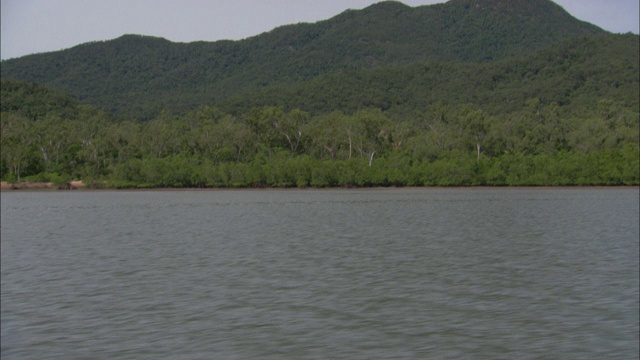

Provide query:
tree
left=274, top=108, right=309, bottom=155
left=139, top=113, right=181, bottom=158
left=0, top=113, right=38, bottom=182
left=32, top=115, right=73, bottom=173
left=308, top=111, right=348, bottom=160
left=352, top=109, right=392, bottom=166
left=462, top=108, right=489, bottom=159
left=244, top=106, right=285, bottom=156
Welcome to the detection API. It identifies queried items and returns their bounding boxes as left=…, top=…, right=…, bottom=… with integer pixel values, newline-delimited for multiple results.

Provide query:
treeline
left=1, top=82, right=638, bottom=187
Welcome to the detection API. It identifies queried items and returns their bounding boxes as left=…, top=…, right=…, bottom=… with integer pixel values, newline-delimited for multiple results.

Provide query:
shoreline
left=0, top=181, right=86, bottom=191
left=1, top=181, right=638, bottom=192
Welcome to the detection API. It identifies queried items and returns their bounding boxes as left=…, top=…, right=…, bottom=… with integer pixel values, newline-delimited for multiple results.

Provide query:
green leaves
left=1, top=22, right=638, bottom=191
left=1, top=0, right=625, bottom=121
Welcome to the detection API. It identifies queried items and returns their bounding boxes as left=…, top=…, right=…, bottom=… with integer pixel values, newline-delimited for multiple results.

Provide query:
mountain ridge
left=0, top=0, right=620, bottom=120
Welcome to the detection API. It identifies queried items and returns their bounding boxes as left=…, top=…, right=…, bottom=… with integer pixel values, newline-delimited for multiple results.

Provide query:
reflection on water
left=1, top=188, right=639, bottom=359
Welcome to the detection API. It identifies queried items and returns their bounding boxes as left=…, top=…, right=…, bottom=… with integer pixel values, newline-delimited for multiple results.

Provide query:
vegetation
left=1, top=79, right=637, bottom=187
left=1, top=0, right=604, bottom=120
left=0, top=0, right=638, bottom=188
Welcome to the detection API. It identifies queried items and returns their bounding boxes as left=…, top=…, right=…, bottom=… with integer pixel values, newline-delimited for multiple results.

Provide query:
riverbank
left=1, top=180, right=638, bottom=192
left=0, top=181, right=86, bottom=191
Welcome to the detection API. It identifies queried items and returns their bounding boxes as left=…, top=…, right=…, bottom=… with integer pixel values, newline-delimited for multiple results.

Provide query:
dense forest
left=0, top=0, right=605, bottom=120
left=1, top=78, right=637, bottom=188
left=1, top=0, right=638, bottom=188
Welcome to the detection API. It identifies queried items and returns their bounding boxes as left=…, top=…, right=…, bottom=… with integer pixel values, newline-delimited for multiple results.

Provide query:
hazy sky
left=1, top=0, right=638, bottom=60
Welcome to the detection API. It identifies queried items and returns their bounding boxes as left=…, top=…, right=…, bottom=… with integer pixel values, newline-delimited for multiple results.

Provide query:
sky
left=1, top=0, right=638, bottom=60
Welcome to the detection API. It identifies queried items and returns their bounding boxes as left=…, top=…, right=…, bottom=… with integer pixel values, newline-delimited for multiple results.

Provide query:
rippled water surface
left=1, top=188, right=638, bottom=359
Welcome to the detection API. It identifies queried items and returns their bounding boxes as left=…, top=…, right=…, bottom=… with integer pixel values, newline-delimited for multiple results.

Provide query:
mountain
left=0, top=0, right=610, bottom=120
left=1, top=0, right=638, bottom=187
left=0, top=79, right=83, bottom=120
left=222, top=32, right=638, bottom=117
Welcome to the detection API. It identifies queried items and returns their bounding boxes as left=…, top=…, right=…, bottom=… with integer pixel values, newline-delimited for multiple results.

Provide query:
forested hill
left=1, top=0, right=638, bottom=187
left=0, top=0, right=608, bottom=120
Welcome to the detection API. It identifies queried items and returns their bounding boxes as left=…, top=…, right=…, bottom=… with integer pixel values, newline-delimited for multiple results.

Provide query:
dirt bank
left=0, top=181, right=86, bottom=190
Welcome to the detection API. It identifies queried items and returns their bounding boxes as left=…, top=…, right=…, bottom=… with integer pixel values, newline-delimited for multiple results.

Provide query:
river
left=1, top=188, right=638, bottom=359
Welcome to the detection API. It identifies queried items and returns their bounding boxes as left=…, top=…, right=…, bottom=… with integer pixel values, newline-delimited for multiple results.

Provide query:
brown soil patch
left=0, top=181, right=86, bottom=190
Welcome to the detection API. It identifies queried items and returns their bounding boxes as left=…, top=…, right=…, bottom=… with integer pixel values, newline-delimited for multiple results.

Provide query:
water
left=1, top=188, right=638, bottom=359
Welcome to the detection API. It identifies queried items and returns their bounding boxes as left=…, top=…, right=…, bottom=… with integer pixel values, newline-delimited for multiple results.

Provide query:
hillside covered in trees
left=1, top=0, right=638, bottom=188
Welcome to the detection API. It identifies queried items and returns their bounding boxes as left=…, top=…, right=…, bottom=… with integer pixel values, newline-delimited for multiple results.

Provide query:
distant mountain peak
left=449, top=0, right=555, bottom=7
left=0, top=0, right=616, bottom=119
left=339, top=1, right=413, bottom=20
left=363, top=1, right=412, bottom=10
left=447, top=0, right=598, bottom=25
left=446, top=0, right=568, bottom=18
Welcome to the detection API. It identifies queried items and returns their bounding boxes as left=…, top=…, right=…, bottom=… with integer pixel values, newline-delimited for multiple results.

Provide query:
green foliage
left=1, top=80, right=638, bottom=187
left=0, top=0, right=610, bottom=120
left=1, top=1, right=637, bottom=187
